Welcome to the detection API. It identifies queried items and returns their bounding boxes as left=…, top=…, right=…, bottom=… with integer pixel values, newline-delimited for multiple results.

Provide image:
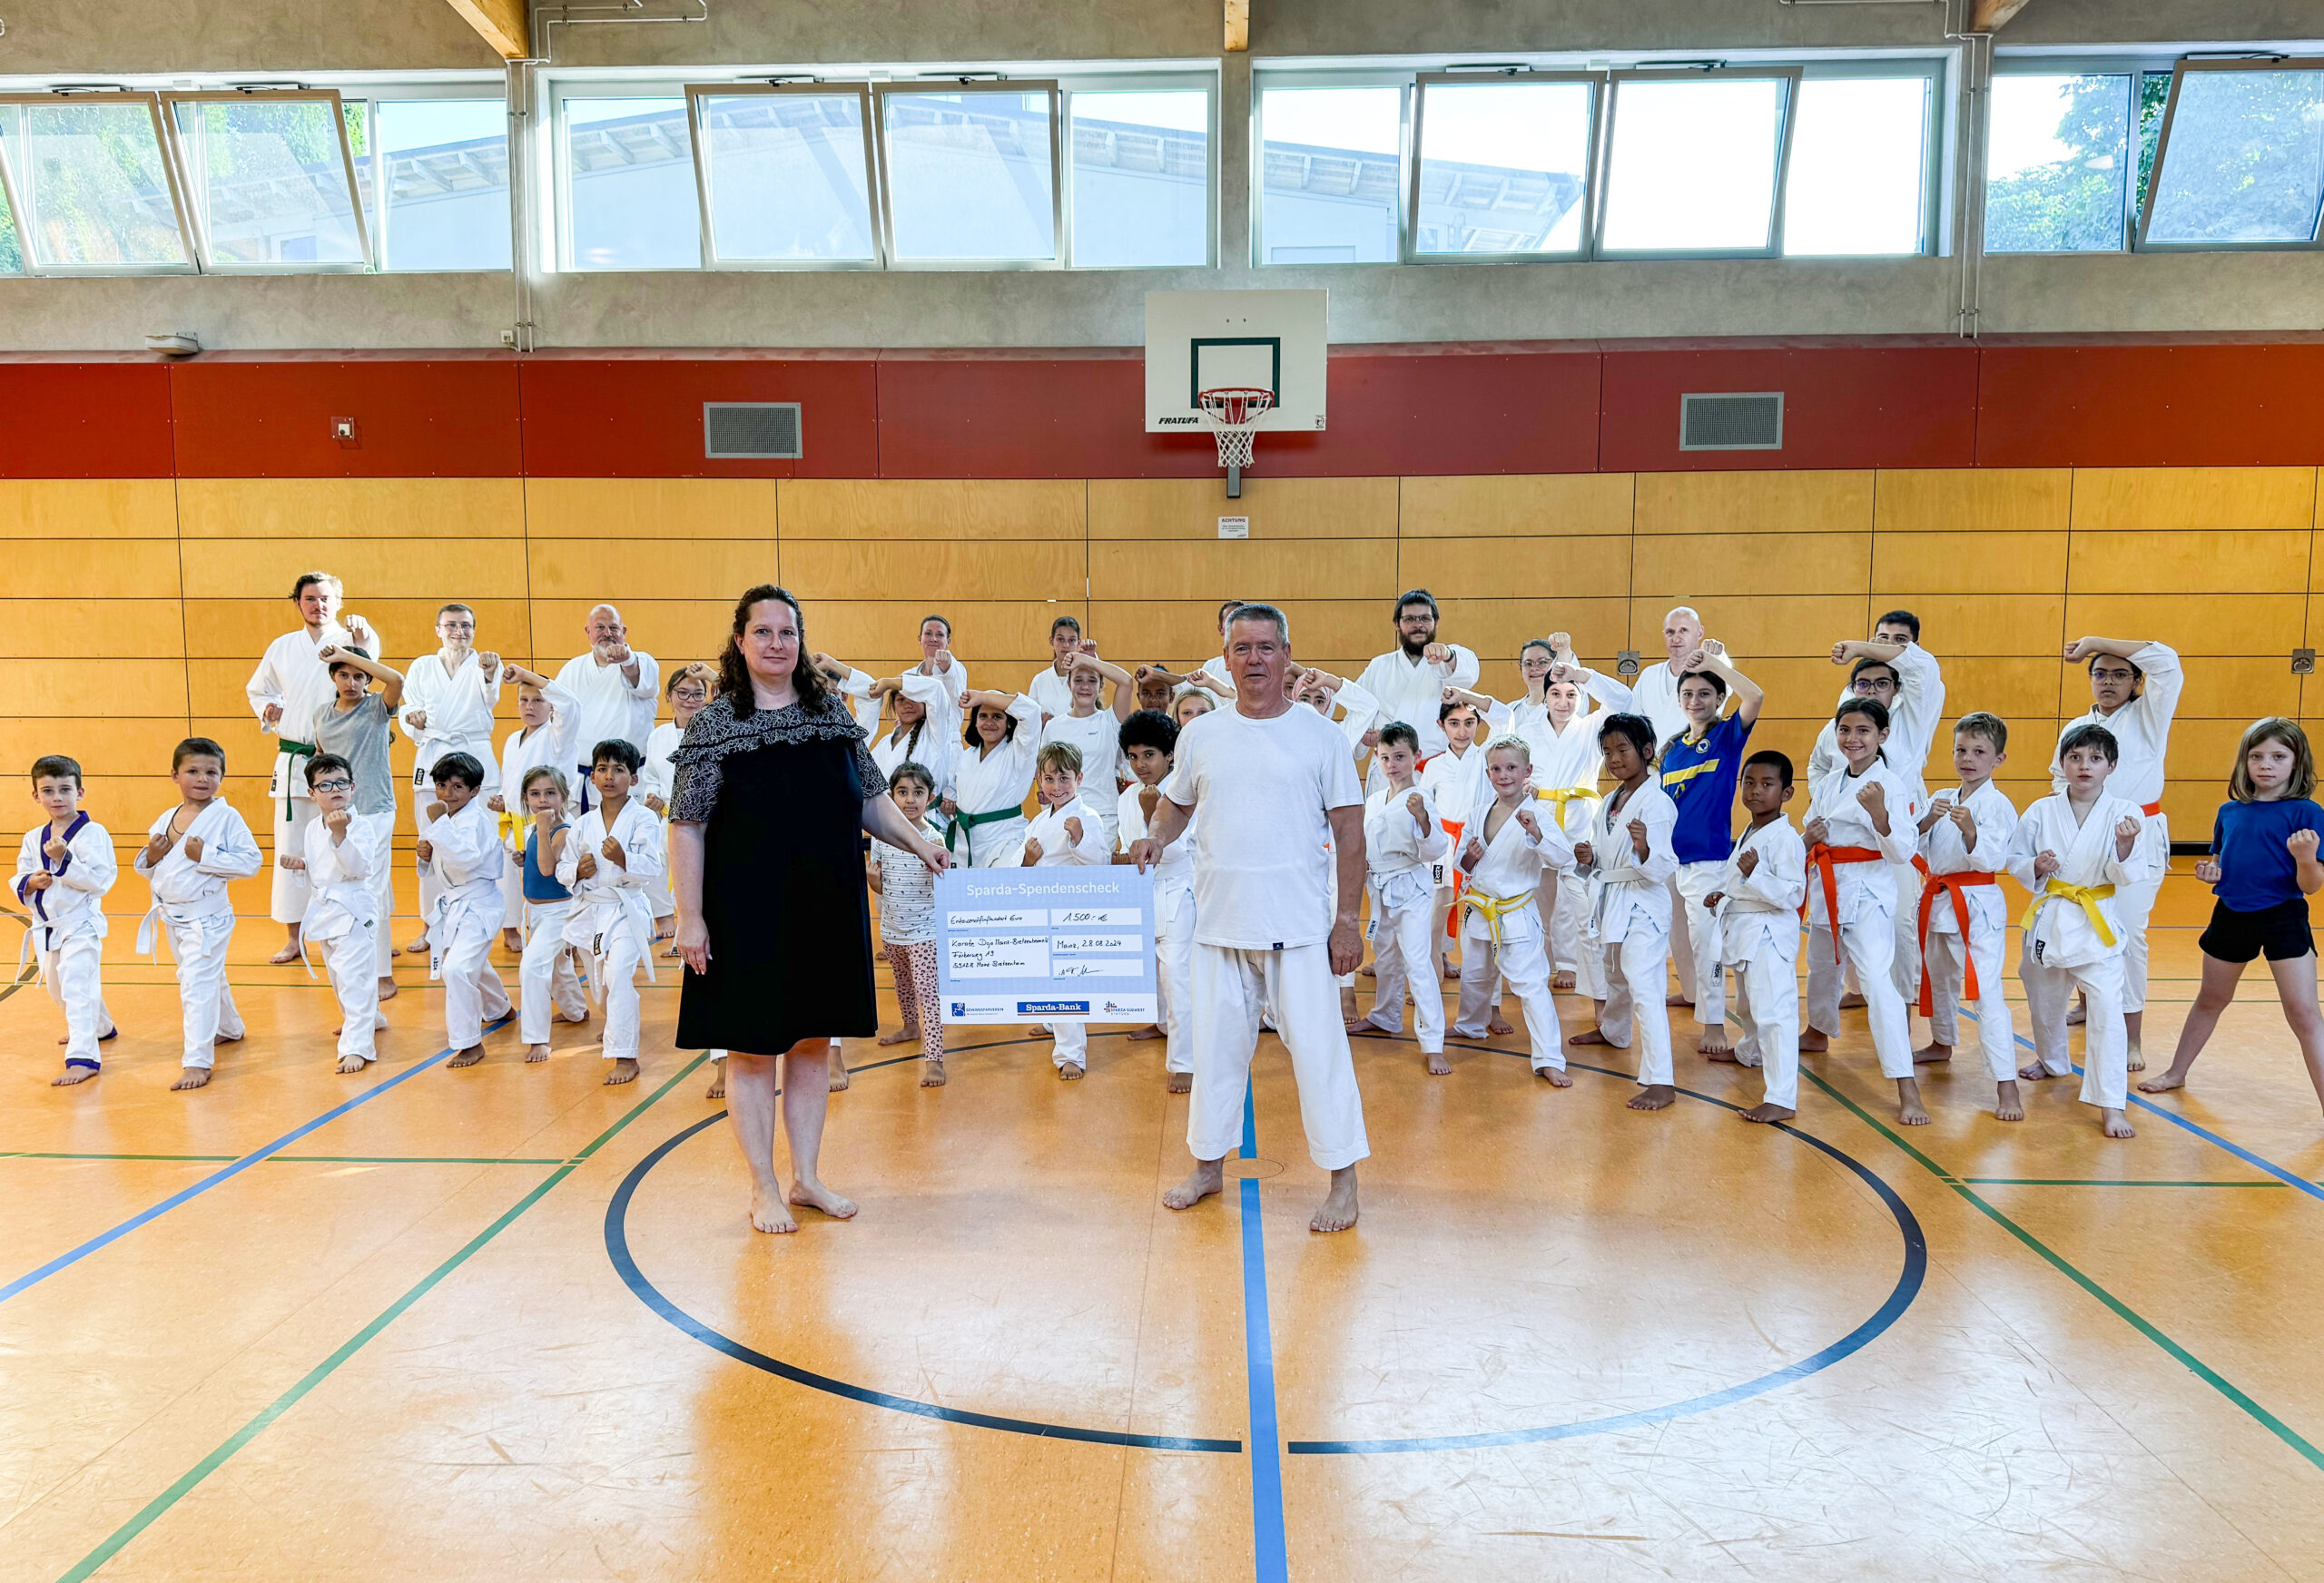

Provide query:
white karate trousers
left=1452, top=918, right=1565, bottom=1071
left=1725, top=913, right=1800, bottom=1111
left=1356, top=873, right=1444, bottom=1054
left=1156, top=886, right=1195, bottom=1077
left=2021, top=948, right=2130, bottom=1111
left=270, top=793, right=316, bottom=925
left=1188, top=942, right=1369, bottom=1171
left=1598, top=924, right=1676, bottom=1088
left=1673, top=860, right=1728, bottom=1026
left=1807, top=906, right=1915, bottom=1080
left=1921, top=890, right=2018, bottom=1084
left=38, top=929, right=111, bottom=1071
left=437, top=893, right=511, bottom=1050
left=165, top=909, right=245, bottom=1068
left=517, top=900, right=590, bottom=1045
left=317, top=932, right=385, bottom=1065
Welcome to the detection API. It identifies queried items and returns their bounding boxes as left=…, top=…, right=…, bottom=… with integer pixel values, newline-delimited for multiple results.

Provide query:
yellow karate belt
left=2020, top=880, right=2116, bottom=947
left=1533, top=785, right=1598, bottom=815
left=497, top=807, right=526, bottom=848
left=1458, top=887, right=1538, bottom=949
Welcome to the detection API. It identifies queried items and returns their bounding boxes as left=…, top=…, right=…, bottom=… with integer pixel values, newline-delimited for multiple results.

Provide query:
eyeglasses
left=310, top=779, right=353, bottom=792
left=2090, top=668, right=2138, bottom=683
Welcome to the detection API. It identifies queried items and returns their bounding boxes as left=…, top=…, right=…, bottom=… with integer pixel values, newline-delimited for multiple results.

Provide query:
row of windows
left=0, top=54, right=2316, bottom=276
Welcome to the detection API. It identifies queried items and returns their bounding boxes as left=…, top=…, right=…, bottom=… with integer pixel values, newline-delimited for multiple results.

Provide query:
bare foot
left=52, top=1066, right=98, bottom=1086
left=1915, top=1041, right=1953, bottom=1065
left=1797, top=1029, right=1829, bottom=1054
left=750, top=1182, right=798, bottom=1234
left=1665, top=993, right=1694, bottom=1008
left=2101, top=1107, right=2136, bottom=1139
left=1838, top=991, right=1866, bottom=1010
left=335, top=1054, right=369, bottom=1075
left=448, top=1046, right=486, bottom=1068
left=1551, top=970, right=1576, bottom=992
left=877, top=1026, right=915, bottom=1046
left=1310, top=1168, right=1360, bottom=1233
left=403, top=930, right=431, bottom=954
left=1994, top=1079, right=2024, bottom=1122
left=1699, top=1028, right=1736, bottom=1061
left=1488, top=1014, right=1514, bottom=1036
left=1535, top=1065, right=1572, bottom=1087
left=829, top=1060, right=851, bottom=1092
left=2136, top=1069, right=2187, bottom=1094
left=214, top=1028, right=244, bottom=1044
left=1359, top=962, right=1377, bottom=978
left=921, top=1057, right=947, bottom=1087
left=524, top=1043, right=550, bottom=1064
left=556, top=1008, right=590, bottom=1025
left=1128, top=1024, right=1165, bottom=1041
left=1345, top=1018, right=1393, bottom=1038
left=1442, top=962, right=1461, bottom=981
left=2066, top=1001, right=2087, bottom=1027
left=1057, top=1063, right=1085, bottom=1081
left=268, top=941, right=301, bottom=966
left=1166, top=1069, right=1191, bottom=1094
left=2019, top=1060, right=2060, bottom=1081
left=1628, top=1084, right=1676, bottom=1111
left=377, top=978, right=398, bottom=1002
left=2127, top=1048, right=2147, bottom=1073
left=500, top=929, right=523, bottom=953
left=1425, top=1052, right=1452, bottom=1076
left=705, top=1059, right=727, bottom=1100
left=1896, top=1079, right=1930, bottom=1126
left=172, top=1067, right=212, bottom=1091
left=605, top=1057, right=639, bottom=1086
left=1568, top=1027, right=1614, bottom=1047
left=1164, top=1160, right=1225, bottom=1211
left=790, top=1178, right=859, bottom=1219
left=1738, top=1100, right=1795, bottom=1123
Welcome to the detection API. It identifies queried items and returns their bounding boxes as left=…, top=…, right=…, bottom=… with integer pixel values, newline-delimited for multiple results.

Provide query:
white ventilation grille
left=1679, top=392, right=1784, bottom=452
left=704, top=402, right=803, bottom=459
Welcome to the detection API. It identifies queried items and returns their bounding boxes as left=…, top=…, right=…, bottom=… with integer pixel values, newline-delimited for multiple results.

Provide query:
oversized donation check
left=934, top=867, right=1157, bottom=1024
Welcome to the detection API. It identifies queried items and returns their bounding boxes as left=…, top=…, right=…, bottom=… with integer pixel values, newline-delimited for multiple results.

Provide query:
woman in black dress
left=671, top=585, right=950, bottom=1234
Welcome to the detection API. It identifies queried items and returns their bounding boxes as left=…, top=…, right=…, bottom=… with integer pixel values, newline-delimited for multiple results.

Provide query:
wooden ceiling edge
left=1225, top=0, right=1249, bottom=54
left=1968, top=0, right=2034, bottom=34
left=445, top=0, right=529, bottom=60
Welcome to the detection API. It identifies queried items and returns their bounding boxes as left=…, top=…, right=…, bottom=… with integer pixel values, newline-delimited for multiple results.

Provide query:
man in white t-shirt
left=1128, top=604, right=1369, bottom=1234
left=553, top=605, right=660, bottom=808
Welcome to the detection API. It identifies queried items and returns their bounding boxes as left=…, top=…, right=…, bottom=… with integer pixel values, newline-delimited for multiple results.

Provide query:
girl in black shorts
left=2140, top=718, right=2324, bottom=1109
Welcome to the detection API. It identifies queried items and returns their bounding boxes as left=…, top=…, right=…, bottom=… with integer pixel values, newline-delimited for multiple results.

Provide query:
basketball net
left=1197, top=387, right=1275, bottom=473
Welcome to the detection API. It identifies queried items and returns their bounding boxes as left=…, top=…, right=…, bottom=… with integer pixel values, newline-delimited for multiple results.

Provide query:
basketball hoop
left=1198, top=386, right=1274, bottom=498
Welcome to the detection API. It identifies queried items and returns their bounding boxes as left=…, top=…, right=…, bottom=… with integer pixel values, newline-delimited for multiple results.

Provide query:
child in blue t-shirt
left=1657, top=641, right=1764, bottom=1061
left=2139, top=717, right=2324, bottom=1110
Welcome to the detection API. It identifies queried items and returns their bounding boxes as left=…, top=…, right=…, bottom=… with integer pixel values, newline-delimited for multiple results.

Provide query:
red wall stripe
left=0, top=363, right=174, bottom=478
left=517, top=357, right=881, bottom=478
left=1976, top=342, right=2324, bottom=467
left=1600, top=345, right=1980, bottom=473
left=170, top=359, right=524, bottom=477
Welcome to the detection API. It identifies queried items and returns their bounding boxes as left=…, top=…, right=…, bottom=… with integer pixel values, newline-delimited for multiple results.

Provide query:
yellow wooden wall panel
left=2169, top=655, right=2302, bottom=720
left=1873, top=531, right=2067, bottom=593
left=179, top=598, right=535, bottom=663
left=0, top=479, right=178, bottom=539
left=784, top=540, right=1083, bottom=603
left=780, top=478, right=1086, bottom=540
left=1, top=540, right=182, bottom=600
left=811, top=602, right=1082, bottom=666
left=0, top=600, right=185, bottom=657
left=1633, top=470, right=1873, bottom=536
left=524, top=477, right=778, bottom=539
left=1087, top=598, right=1387, bottom=669
left=2168, top=716, right=2268, bottom=785
left=1396, top=536, right=1631, bottom=600
left=1629, top=596, right=1870, bottom=659
left=2063, top=593, right=2308, bottom=656
left=526, top=538, right=784, bottom=603
left=177, top=478, right=526, bottom=541
left=1935, top=656, right=2070, bottom=723
left=2069, top=467, right=2317, bottom=531
left=1873, top=468, right=2071, bottom=533
left=1863, top=593, right=2063, bottom=657
left=2067, top=529, right=2309, bottom=594
left=1436, top=598, right=1631, bottom=667
left=0, top=718, right=193, bottom=777
left=0, top=660, right=187, bottom=719
left=1747, top=658, right=1861, bottom=718
left=524, top=600, right=734, bottom=672
left=182, top=539, right=526, bottom=601
left=1088, top=539, right=1397, bottom=604
left=1633, top=533, right=1871, bottom=597
left=1396, top=474, right=1635, bottom=537
left=1088, top=477, right=1395, bottom=540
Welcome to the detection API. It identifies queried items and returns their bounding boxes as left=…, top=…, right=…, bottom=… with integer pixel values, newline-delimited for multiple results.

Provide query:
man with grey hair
left=554, top=605, right=659, bottom=810
left=1128, top=603, right=1371, bottom=1234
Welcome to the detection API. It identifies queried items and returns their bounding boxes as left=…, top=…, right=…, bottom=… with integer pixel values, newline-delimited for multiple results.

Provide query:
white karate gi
left=134, top=801, right=264, bottom=1067
left=1802, top=761, right=1922, bottom=1080
left=1519, top=665, right=1633, bottom=997
left=2049, top=643, right=2182, bottom=1018
left=1119, top=786, right=1196, bottom=1077
left=1028, top=663, right=1076, bottom=722
left=402, top=649, right=503, bottom=929
left=494, top=678, right=583, bottom=930
left=553, top=648, right=661, bottom=795
left=301, top=810, right=392, bottom=1065
left=1450, top=797, right=1575, bottom=1071
left=14, top=816, right=115, bottom=1071
left=1011, top=796, right=1111, bottom=1070
left=1354, top=783, right=1452, bottom=1053
left=557, top=798, right=665, bottom=1063
left=1355, top=644, right=1481, bottom=768
left=1917, top=781, right=2020, bottom=1083
left=423, top=798, right=509, bottom=1051
left=1807, top=642, right=1947, bottom=1012
left=513, top=821, right=591, bottom=1046
left=2010, top=791, right=2156, bottom=1112
left=639, top=719, right=684, bottom=922
left=1630, top=658, right=1709, bottom=1014
left=1162, top=704, right=1369, bottom=1171
left=1580, top=782, right=1680, bottom=1086
left=1039, top=707, right=1126, bottom=850
left=899, top=658, right=970, bottom=751
left=949, top=693, right=1039, bottom=868
left=1713, top=817, right=1807, bottom=1109
left=246, top=622, right=350, bottom=924
left=870, top=719, right=957, bottom=806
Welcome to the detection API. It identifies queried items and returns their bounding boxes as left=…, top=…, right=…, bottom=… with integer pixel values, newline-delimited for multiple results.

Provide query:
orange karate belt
left=1440, top=816, right=1467, bottom=937
left=1914, top=858, right=1998, bottom=1017
left=2140, top=800, right=2162, bottom=817
left=1800, top=844, right=1886, bottom=961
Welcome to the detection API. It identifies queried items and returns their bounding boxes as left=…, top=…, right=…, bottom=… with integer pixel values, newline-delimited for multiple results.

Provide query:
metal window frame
left=1404, top=70, right=1601, bottom=265
left=1058, top=71, right=1217, bottom=271
left=159, top=88, right=372, bottom=272
left=1785, top=57, right=1947, bottom=258
left=684, top=82, right=885, bottom=271
left=0, top=90, right=201, bottom=275
left=1983, top=62, right=2138, bottom=254
left=335, top=84, right=511, bottom=275
left=1251, top=67, right=1412, bottom=269
left=548, top=79, right=702, bottom=272
left=2135, top=54, right=2324, bottom=253
left=872, top=78, right=1065, bottom=271
left=1594, top=64, right=1803, bottom=261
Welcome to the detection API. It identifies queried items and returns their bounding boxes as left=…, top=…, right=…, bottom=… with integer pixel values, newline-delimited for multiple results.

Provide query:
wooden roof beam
left=1969, top=0, right=2034, bottom=33
left=446, top=0, right=530, bottom=60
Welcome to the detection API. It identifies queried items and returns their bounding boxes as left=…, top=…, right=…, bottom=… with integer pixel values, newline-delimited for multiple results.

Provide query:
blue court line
left=1237, top=1086, right=1289, bottom=1583
left=0, top=1016, right=509, bottom=1308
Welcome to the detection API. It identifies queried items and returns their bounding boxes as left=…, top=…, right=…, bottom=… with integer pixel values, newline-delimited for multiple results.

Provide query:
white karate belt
left=568, top=890, right=657, bottom=1009
left=427, top=882, right=504, bottom=982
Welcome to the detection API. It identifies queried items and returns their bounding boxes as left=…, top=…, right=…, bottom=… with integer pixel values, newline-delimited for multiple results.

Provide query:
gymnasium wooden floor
left=7, top=876, right=2324, bottom=1581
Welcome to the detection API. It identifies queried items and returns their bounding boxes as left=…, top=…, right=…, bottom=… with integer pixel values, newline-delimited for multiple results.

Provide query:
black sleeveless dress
left=669, top=693, right=886, bottom=1057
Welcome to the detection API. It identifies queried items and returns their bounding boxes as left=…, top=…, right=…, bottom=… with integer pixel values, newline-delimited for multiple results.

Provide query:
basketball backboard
left=1145, top=289, right=1327, bottom=432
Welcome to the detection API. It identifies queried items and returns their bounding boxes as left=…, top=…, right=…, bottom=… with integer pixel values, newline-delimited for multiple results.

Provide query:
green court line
left=1963, top=1177, right=2292, bottom=1188
left=1801, top=1067, right=2324, bottom=1474
left=57, top=1051, right=711, bottom=1583
left=1, top=1152, right=566, bottom=1165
